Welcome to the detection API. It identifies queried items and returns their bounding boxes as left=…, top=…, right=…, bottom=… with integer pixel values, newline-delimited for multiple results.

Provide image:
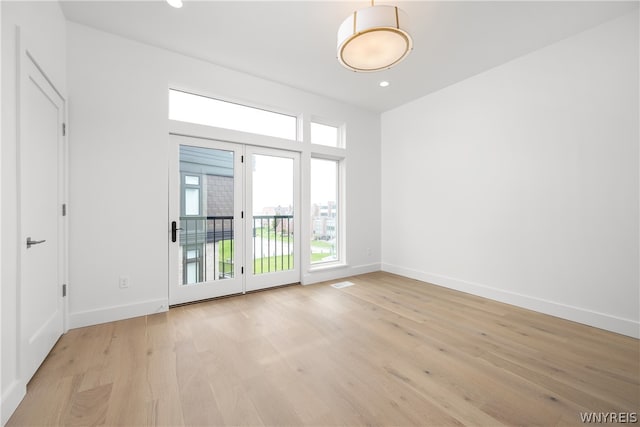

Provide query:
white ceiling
left=60, top=1, right=638, bottom=112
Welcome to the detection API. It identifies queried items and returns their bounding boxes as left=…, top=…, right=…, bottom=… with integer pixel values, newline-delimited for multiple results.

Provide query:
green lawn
left=217, top=239, right=295, bottom=275
left=216, top=238, right=332, bottom=274
left=311, top=252, right=329, bottom=263
left=254, top=255, right=294, bottom=274
left=218, top=240, right=234, bottom=276
left=311, top=239, right=333, bottom=249
left=218, top=239, right=233, bottom=257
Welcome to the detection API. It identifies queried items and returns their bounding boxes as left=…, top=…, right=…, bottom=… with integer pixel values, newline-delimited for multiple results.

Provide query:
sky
left=252, top=155, right=337, bottom=213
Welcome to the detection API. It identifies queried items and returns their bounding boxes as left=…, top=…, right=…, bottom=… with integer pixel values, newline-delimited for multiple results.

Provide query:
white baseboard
left=382, top=263, right=639, bottom=339
left=68, top=266, right=381, bottom=328
left=1, top=380, right=26, bottom=426
left=69, top=266, right=380, bottom=329
left=69, top=298, right=169, bottom=329
left=302, top=263, right=381, bottom=285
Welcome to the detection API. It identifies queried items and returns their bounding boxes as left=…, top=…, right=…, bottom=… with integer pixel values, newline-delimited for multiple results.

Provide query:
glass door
left=169, top=135, right=243, bottom=305
left=245, top=147, right=300, bottom=292
left=169, top=137, right=300, bottom=304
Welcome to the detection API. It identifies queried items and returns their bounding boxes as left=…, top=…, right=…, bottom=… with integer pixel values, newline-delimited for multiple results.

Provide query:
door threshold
left=169, top=282, right=301, bottom=308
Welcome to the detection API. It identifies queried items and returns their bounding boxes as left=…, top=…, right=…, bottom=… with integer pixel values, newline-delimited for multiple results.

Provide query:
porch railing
left=180, top=216, right=234, bottom=282
left=252, top=215, right=294, bottom=274
left=179, top=214, right=294, bottom=282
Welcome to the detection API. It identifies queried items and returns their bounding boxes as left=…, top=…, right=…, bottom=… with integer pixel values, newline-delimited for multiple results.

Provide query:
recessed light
left=167, top=0, right=183, bottom=8
left=379, top=81, right=390, bottom=87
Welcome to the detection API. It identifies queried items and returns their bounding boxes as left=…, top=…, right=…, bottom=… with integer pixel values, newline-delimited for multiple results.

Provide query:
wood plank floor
left=8, top=272, right=639, bottom=426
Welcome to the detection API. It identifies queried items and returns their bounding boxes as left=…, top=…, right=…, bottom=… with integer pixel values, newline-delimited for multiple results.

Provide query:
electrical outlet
left=119, top=276, right=129, bottom=288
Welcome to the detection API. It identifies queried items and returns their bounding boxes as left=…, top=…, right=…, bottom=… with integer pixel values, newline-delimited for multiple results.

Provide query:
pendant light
left=337, top=1, right=413, bottom=72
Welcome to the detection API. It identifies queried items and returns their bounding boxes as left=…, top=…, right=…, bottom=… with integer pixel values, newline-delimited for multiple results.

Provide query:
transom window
left=311, top=121, right=341, bottom=147
left=169, top=89, right=297, bottom=140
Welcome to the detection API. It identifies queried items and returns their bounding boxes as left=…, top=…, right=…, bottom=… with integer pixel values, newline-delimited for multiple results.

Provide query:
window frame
left=309, top=155, right=345, bottom=268
left=181, top=173, right=202, bottom=217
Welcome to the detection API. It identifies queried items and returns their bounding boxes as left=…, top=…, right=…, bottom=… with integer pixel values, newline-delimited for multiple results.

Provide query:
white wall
left=1, top=2, right=67, bottom=424
left=0, top=1, right=3, bottom=423
left=66, top=23, right=381, bottom=328
left=381, top=10, right=639, bottom=338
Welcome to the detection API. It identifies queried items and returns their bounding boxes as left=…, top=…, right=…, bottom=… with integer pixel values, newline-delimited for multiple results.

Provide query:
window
left=184, top=175, right=200, bottom=186
left=311, top=122, right=340, bottom=147
left=169, top=89, right=297, bottom=140
left=310, top=158, right=339, bottom=264
left=183, top=174, right=201, bottom=216
left=184, top=245, right=202, bottom=284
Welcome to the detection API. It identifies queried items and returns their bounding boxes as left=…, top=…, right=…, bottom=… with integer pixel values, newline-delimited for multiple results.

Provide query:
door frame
left=168, top=126, right=302, bottom=304
left=16, top=27, right=68, bottom=382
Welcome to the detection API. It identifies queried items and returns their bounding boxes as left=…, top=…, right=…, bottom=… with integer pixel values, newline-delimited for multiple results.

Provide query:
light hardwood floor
left=8, top=272, right=639, bottom=426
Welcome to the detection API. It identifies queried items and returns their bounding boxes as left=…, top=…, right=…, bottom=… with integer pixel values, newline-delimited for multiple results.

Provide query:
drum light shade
left=337, top=5, right=413, bottom=72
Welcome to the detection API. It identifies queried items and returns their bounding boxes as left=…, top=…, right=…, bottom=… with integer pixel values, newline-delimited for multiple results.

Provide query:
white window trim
left=308, top=155, right=346, bottom=271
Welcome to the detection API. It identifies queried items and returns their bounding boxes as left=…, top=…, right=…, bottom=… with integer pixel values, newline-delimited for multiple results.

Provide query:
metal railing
left=180, top=216, right=234, bottom=282
left=180, top=214, right=294, bottom=283
left=252, top=215, right=294, bottom=274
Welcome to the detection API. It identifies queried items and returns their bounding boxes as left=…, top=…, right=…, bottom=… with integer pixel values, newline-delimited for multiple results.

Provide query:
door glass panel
left=179, top=145, right=235, bottom=285
left=251, top=154, right=294, bottom=274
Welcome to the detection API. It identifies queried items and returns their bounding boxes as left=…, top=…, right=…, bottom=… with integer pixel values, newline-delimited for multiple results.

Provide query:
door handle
left=26, top=237, right=46, bottom=249
left=171, top=221, right=182, bottom=243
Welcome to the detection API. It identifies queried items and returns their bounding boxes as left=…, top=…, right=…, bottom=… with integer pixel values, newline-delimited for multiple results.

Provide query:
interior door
left=19, top=46, right=66, bottom=382
left=169, top=135, right=244, bottom=305
left=245, top=147, right=300, bottom=292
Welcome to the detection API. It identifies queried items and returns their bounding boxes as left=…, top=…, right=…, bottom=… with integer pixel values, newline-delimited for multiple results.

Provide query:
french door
left=168, top=135, right=300, bottom=305
left=244, top=146, right=300, bottom=292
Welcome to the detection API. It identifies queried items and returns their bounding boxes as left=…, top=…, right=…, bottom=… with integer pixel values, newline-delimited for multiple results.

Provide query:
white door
left=169, top=135, right=244, bottom=305
left=19, top=45, right=66, bottom=382
left=245, top=147, right=300, bottom=292
left=169, top=136, right=300, bottom=304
